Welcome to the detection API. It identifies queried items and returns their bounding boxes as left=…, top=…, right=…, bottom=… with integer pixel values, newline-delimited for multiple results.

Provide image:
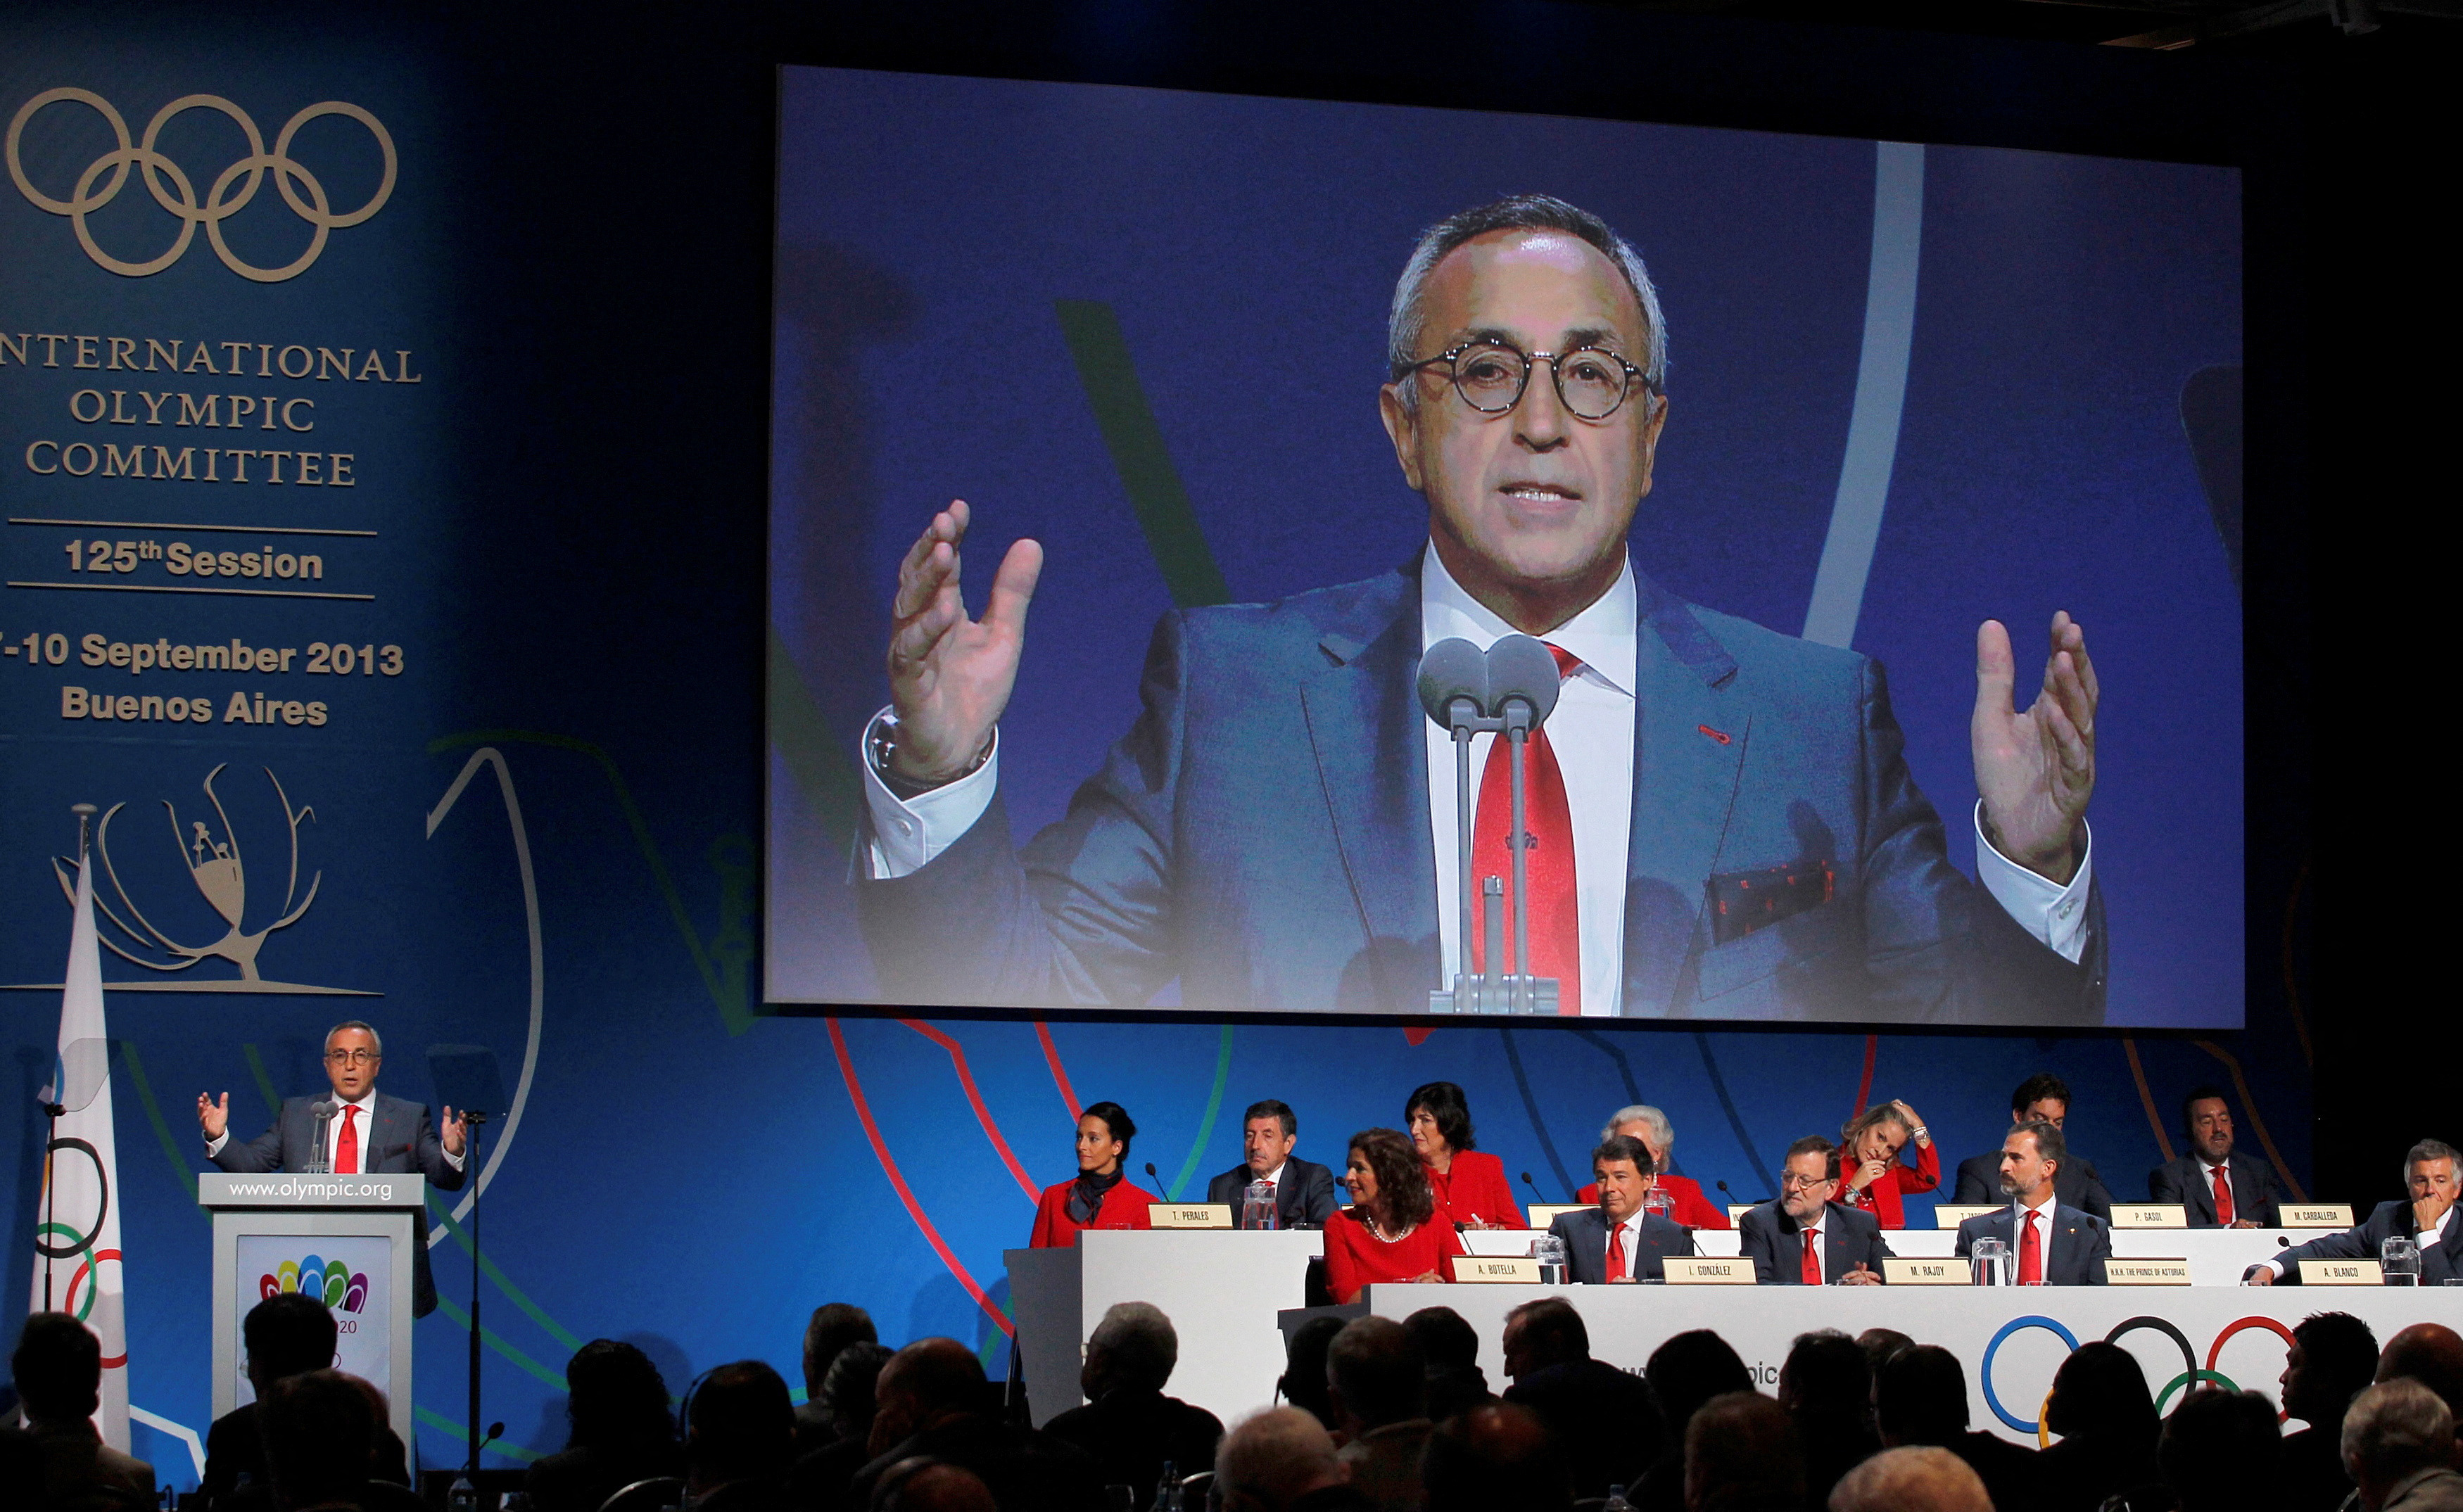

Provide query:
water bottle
left=1531, top=1233, right=1568, bottom=1284
left=2383, top=1236, right=2423, bottom=1286
left=448, top=1472, right=479, bottom=1512
left=1151, top=1461, right=1181, bottom=1512
left=1243, top=1180, right=1277, bottom=1231
left=1970, top=1237, right=2011, bottom=1288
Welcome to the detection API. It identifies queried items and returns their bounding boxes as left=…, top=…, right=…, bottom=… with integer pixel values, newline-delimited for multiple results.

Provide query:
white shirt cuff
left=205, top=1130, right=228, bottom=1157
left=861, top=707, right=1000, bottom=880
left=1973, top=803, right=2093, bottom=965
left=443, top=1143, right=465, bottom=1171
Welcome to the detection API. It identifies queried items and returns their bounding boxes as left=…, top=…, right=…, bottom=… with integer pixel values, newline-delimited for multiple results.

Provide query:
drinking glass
left=1531, top=1233, right=1569, bottom=1284
left=2383, top=1236, right=2422, bottom=1285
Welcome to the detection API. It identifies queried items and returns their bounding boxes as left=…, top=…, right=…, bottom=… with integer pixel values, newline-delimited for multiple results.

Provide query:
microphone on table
left=1145, top=1162, right=1160, bottom=1188
left=1521, top=1171, right=1555, bottom=1206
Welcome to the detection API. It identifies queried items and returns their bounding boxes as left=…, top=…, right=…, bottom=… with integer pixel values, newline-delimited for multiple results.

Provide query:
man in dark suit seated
left=854, top=1340, right=1101, bottom=1512
left=1954, top=1120, right=2112, bottom=1284
left=196, top=1019, right=467, bottom=1316
left=2250, top=1140, right=2463, bottom=1285
left=12, top=1313, right=153, bottom=1512
left=2150, top=1084, right=2282, bottom=1228
left=200, top=1293, right=339, bottom=1505
left=1498, top=1298, right=1664, bottom=1500
left=1952, top=1073, right=2114, bottom=1222
left=1043, top=1302, right=1222, bottom=1509
left=1324, top=1318, right=1431, bottom=1512
left=1873, top=1343, right=2040, bottom=1512
left=2277, top=1311, right=2381, bottom=1512
left=1738, top=1136, right=1892, bottom=1285
left=1205, top=1101, right=1340, bottom=1228
left=1545, top=1136, right=1695, bottom=1283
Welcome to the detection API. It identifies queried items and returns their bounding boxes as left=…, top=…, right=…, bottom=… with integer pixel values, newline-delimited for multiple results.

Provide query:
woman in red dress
left=1572, top=1105, right=1730, bottom=1228
left=1837, top=1099, right=1938, bottom=1230
left=1030, top=1101, right=1161, bottom=1247
left=1405, top=1081, right=1524, bottom=1230
left=1323, top=1128, right=1464, bottom=1303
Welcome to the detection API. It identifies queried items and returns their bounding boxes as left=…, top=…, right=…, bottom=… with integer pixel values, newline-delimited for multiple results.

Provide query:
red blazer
left=1572, top=1172, right=1730, bottom=1229
left=1322, top=1207, right=1466, bottom=1303
left=1424, top=1150, right=1525, bottom=1229
left=1029, top=1177, right=1160, bottom=1247
left=1841, top=1141, right=1939, bottom=1230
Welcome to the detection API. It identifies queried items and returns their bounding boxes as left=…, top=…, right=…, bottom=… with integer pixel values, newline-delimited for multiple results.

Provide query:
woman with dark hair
left=2037, top=1340, right=2163, bottom=1510
left=1836, top=1099, right=1939, bottom=1229
left=1405, top=1081, right=1524, bottom=1230
left=1030, top=1101, right=1160, bottom=1246
left=524, top=1340, right=683, bottom=1512
left=1323, top=1128, right=1464, bottom=1302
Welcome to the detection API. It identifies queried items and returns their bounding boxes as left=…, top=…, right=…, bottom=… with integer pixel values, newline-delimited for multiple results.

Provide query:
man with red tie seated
left=1571, top=1105, right=1728, bottom=1228
left=198, top=1019, right=466, bottom=1316
left=2148, top=1085, right=2281, bottom=1228
left=1738, top=1137, right=1891, bottom=1285
left=1406, top=1081, right=1524, bottom=1230
left=1953, top=1121, right=2111, bottom=1285
left=1030, top=1101, right=1160, bottom=1247
left=1548, top=1136, right=1695, bottom=1283
left=1324, top=1129, right=1466, bottom=1303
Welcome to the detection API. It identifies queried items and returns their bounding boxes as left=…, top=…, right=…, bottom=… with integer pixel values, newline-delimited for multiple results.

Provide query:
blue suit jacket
left=1954, top=1201, right=2112, bottom=1285
left=212, top=1091, right=464, bottom=1316
left=1547, top=1207, right=1696, bottom=1283
left=1737, top=1199, right=1896, bottom=1283
left=2269, top=1200, right=2463, bottom=1283
left=2148, top=1152, right=2282, bottom=1228
left=857, top=561, right=2106, bottom=1022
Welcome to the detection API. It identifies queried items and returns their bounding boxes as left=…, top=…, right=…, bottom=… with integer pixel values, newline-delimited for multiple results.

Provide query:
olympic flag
left=30, top=834, right=129, bottom=1449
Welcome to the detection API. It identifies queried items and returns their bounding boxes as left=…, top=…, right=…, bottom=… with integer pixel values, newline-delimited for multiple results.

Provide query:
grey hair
left=1828, top=1446, right=1990, bottom=1512
left=1602, top=1105, right=1674, bottom=1152
left=1387, top=194, right=1669, bottom=401
left=1217, top=1405, right=1340, bottom=1504
left=2342, top=1378, right=2455, bottom=1482
left=1089, top=1301, right=1178, bottom=1390
left=2405, top=1139, right=2461, bottom=1183
left=325, top=1020, right=382, bottom=1057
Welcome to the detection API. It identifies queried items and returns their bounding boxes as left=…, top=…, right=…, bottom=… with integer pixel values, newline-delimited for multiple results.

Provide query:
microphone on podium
left=1145, top=1162, right=1160, bottom=1188
left=1521, top=1171, right=1554, bottom=1206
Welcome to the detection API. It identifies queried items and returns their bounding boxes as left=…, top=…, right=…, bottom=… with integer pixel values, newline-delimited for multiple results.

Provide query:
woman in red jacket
left=1837, top=1100, right=1937, bottom=1230
left=1572, top=1105, right=1730, bottom=1229
left=1405, top=1081, right=1524, bottom=1230
left=1322, top=1128, right=1465, bottom=1303
left=1030, top=1101, right=1160, bottom=1247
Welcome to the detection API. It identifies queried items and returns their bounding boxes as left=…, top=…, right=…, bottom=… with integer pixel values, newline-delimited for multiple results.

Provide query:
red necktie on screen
left=1470, top=644, right=1581, bottom=1015
left=335, top=1104, right=360, bottom=1175
left=1606, top=1224, right=1628, bottom=1283
left=2211, top=1167, right=2236, bottom=1225
left=1801, top=1227, right=1822, bottom=1285
left=2018, top=1209, right=2043, bottom=1285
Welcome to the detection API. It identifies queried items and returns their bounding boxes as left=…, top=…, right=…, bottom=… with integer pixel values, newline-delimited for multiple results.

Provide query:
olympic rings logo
left=1980, top=1314, right=2301, bottom=1442
left=6, top=89, right=394, bottom=282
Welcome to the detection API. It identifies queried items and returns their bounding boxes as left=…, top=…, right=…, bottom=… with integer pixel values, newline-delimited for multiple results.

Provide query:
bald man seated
left=1215, top=1407, right=1366, bottom=1512
left=1827, top=1447, right=1991, bottom=1512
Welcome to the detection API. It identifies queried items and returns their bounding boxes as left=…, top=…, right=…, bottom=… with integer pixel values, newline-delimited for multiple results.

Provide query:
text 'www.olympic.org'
left=226, top=1179, right=397, bottom=1201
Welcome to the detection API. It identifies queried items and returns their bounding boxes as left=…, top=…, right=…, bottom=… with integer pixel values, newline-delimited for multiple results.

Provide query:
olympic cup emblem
left=6, top=89, right=394, bottom=281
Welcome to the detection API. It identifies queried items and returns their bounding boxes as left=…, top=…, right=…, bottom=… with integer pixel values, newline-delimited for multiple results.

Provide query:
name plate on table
left=2104, top=1257, right=2193, bottom=1285
left=1881, top=1257, right=1970, bottom=1285
left=1664, top=1257, right=1754, bottom=1285
left=1148, top=1204, right=1233, bottom=1228
left=2300, top=1259, right=2384, bottom=1285
left=2285, top=1205, right=2355, bottom=1228
left=2112, top=1205, right=2188, bottom=1229
left=1931, top=1205, right=1999, bottom=1227
left=1457, top=1256, right=1543, bottom=1283
left=197, top=1172, right=426, bottom=1208
left=1527, top=1205, right=1588, bottom=1227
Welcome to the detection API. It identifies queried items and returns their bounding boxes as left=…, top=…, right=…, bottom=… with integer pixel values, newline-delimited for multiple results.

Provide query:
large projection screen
left=767, top=66, right=2243, bottom=1029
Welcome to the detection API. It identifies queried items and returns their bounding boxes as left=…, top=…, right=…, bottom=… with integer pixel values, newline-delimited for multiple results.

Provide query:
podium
left=201, top=1172, right=424, bottom=1446
left=1006, top=1230, right=1323, bottom=1428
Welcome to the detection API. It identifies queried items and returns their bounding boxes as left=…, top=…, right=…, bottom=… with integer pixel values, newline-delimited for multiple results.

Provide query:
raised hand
left=1849, top=1158, right=1889, bottom=1193
left=1972, top=612, right=2098, bottom=884
left=197, top=1091, right=228, bottom=1141
left=1891, top=1100, right=1930, bottom=1148
left=441, top=1105, right=466, bottom=1157
left=885, top=500, right=1044, bottom=786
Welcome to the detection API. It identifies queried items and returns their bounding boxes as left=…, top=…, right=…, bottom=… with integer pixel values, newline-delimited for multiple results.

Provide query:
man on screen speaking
left=854, top=194, right=2103, bottom=1022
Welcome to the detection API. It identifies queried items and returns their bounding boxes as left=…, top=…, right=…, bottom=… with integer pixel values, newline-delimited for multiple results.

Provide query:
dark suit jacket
left=1953, top=1149, right=2113, bottom=1221
left=856, top=561, right=2105, bottom=1022
left=1042, top=1388, right=1223, bottom=1510
left=1736, top=1200, right=1895, bottom=1283
left=1954, top=1201, right=2111, bottom=1285
left=2148, top=1151, right=2282, bottom=1228
left=1204, top=1157, right=1339, bottom=1227
left=210, top=1090, right=466, bottom=1316
left=2271, top=1200, right=2463, bottom=1283
left=1547, top=1207, right=1695, bottom=1283
left=1502, top=1359, right=1666, bottom=1498
left=849, top=1413, right=1102, bottom=1512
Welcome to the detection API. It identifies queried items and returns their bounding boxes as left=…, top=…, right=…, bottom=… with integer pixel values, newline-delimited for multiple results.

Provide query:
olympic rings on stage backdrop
left=6, top=88, right=394, bottom=281
left=1981, top=1313, right=2298, bottom=1435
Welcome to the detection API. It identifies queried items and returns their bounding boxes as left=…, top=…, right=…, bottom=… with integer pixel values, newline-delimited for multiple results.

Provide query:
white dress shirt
left=863, top=541, right=2095, bottom=1012
left=2010, top=1191, right=2059, bottom=1282
left=205, top=1090, right=464, bottom=1174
